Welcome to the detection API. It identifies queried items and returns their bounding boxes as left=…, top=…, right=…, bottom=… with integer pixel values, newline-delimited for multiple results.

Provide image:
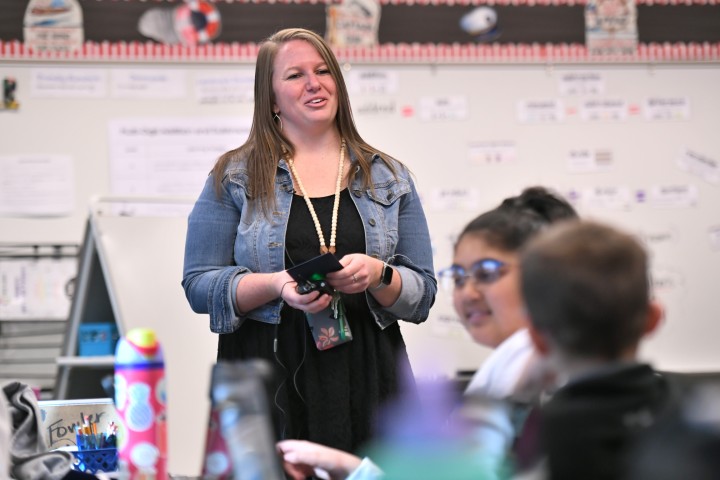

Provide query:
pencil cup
left=71, top=448, right=119, bottom=474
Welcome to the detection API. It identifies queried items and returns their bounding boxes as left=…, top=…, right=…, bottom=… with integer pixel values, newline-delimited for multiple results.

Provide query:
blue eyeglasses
left=438, top=258, right=511, bottom=289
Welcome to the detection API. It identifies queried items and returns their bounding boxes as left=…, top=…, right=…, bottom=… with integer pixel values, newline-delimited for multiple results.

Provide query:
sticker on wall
left=636, top=227, right=679, bottom=250
left=635, top=188, right=648, bottom=204
left=566, top=148, right=614, bottom=173
left=648, top=264, right=687, bottom=327
left=628, top=103, right=642, bottom=116
left=346, top=69, right=399, bottom=96
left=354, top=100, right=396, bottom=117
left=647, top=184, right=698, bottom=208
left=468, top=140, right=517, bottom=166
left=111, top=69, right=187, bottom=99
left=428, top=187, right=482, bottom=212
left=326, top=0, right=381, bottom=48
left=677, top=147, right=719, bottom=185
left=585, top=0, right=638, bottom=57
left=400, top=105, right=415, bottom=118
left=30, top=68, right=107, bottom=98
left=1, top=77, right=19, bottom=111
left=459, top=6, right=501, bottom=42
left=650, top=265, right=686, bottom=297
left=23, top=0, right=84, bottom=53
left=644, top=97, right=690, bottom=121
left=558, top=71, right=605, bottom=96
left=580, top=185, right=632, bottom=210
left=194, top=70, right=254, bottom=105
left=419, top=95, right=469, bottom=122
left=138, top=0, right=221, bottom=46
left=564, top=189, right=582, bottom=207
left=580, top=98, right=628, bottom=121
left=516, top=99, right=564, bottom=123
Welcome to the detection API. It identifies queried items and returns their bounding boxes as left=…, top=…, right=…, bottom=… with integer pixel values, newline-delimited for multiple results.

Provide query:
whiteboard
left=1, top=61, right=719, bottom=392
left=90, top=201, right=216, bottom=477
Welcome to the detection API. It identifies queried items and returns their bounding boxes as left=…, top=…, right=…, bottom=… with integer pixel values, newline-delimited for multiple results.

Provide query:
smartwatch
left=372, top=262, right=393, bottom=291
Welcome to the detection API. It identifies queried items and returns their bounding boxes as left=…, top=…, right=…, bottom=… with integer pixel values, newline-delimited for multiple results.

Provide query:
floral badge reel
left=287, top=253, right=353, bottom=350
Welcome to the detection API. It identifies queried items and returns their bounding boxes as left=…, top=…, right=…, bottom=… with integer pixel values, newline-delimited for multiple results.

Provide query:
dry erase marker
left=75, top=425, right=85, bottom=450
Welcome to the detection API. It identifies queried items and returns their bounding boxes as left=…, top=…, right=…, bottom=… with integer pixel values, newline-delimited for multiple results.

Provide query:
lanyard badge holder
left=287, top=253, right=353, bottom=350
left=305, top=298, right=353, bottom=350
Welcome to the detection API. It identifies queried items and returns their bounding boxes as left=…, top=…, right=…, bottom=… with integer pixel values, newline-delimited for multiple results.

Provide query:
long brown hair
left=211, top=28, right=397, bottom=215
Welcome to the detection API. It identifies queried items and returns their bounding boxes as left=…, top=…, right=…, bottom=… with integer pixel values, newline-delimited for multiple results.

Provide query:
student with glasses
left=440, top=186, right=578, bottom=406
left=433, top=186, right=578, bottom=471
left=277, top=186, right=578, bottom=480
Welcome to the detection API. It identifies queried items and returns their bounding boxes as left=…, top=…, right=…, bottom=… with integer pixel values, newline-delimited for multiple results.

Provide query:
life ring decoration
left=175, top=0, right=221, bottom=46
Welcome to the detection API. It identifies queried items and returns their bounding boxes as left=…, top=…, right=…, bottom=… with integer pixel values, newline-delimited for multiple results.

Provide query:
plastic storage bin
left=78, top=323, right=119, bottom=356
left=71, top=448, right=118, bottom=474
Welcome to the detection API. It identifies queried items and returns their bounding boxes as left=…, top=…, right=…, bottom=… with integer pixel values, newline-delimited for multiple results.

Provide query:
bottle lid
left=126, top=327, right=160, bottom=357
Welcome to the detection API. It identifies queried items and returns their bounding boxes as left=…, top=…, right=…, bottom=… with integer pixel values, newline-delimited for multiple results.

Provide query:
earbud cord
left=283, top=246, right=307, bottom=406
left=276, top=247, right=308, bottom=440
left=273, top=322, right=288, bottom=440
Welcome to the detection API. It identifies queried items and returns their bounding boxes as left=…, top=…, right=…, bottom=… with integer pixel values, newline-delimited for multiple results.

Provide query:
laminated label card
left=38, top=397, right=119, bottom=449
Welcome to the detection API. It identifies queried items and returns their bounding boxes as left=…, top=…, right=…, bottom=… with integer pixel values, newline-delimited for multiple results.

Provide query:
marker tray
left=71, top=448, right=118, bottom=474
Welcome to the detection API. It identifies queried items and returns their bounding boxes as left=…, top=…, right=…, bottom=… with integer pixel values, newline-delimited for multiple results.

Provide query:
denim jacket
left=182, top=152, right=436, bottom=334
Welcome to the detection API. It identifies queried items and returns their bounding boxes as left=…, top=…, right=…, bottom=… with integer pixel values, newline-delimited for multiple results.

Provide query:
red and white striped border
left=0, top=40, right=261, bottom=62
left=375, top=0, right=720, bottom=5
left=336, top=42, right=720, bottom=63
left=68, top=0, right=720, bottom=4
left=2, top=40, right=718, bottom=62
left=376, top=0, right=719, bottom=4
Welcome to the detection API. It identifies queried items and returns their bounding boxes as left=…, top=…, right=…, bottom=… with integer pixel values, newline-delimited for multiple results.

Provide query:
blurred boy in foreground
left=520, top=220, right=677, bottom=480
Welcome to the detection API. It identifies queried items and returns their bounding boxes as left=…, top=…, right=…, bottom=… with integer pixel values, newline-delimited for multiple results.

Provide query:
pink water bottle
left=114, top=328, right=168, bottom=480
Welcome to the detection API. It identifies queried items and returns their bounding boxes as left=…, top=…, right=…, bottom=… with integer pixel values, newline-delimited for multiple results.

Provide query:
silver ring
left=352, top=274, right=358, bottom=283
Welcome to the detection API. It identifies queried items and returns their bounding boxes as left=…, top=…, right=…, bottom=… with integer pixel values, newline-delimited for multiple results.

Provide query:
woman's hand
left=325, top=253, right=383, bottom=294
left=277, top=439, right=363, bottom=480
left=276, top=271, right=333, bottom=313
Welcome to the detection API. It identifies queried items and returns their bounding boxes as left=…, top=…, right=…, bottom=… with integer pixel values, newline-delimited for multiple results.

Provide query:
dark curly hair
left=457, top=186, right=579, bottom=253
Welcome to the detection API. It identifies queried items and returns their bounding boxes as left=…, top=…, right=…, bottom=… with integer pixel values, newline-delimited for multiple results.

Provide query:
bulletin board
left=1, top=60, right=719, bottom=385
left=1, top=0, right=719, bottom=63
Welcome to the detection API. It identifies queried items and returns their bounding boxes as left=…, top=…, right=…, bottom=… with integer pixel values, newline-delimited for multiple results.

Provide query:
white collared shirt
left=464, top=329, right=542, bottom=402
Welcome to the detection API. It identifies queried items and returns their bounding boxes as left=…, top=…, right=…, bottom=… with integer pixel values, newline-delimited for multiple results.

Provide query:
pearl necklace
left=286, top=139, right=346, bottom=255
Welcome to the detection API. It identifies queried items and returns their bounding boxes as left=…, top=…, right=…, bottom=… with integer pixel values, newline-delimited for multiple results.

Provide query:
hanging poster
left=585, top=0, right=638, bottom=56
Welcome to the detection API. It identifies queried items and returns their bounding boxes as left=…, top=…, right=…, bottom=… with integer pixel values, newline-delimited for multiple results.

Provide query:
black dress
left=218, top=189, right=414, bottom=453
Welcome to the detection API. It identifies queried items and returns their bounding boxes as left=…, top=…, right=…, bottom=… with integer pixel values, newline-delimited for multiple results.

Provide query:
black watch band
left=372, top=262, right=393, bottom=291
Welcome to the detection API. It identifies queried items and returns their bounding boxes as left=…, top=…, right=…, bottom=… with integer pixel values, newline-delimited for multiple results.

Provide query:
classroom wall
left=1, top=62, right=719, bottom=378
